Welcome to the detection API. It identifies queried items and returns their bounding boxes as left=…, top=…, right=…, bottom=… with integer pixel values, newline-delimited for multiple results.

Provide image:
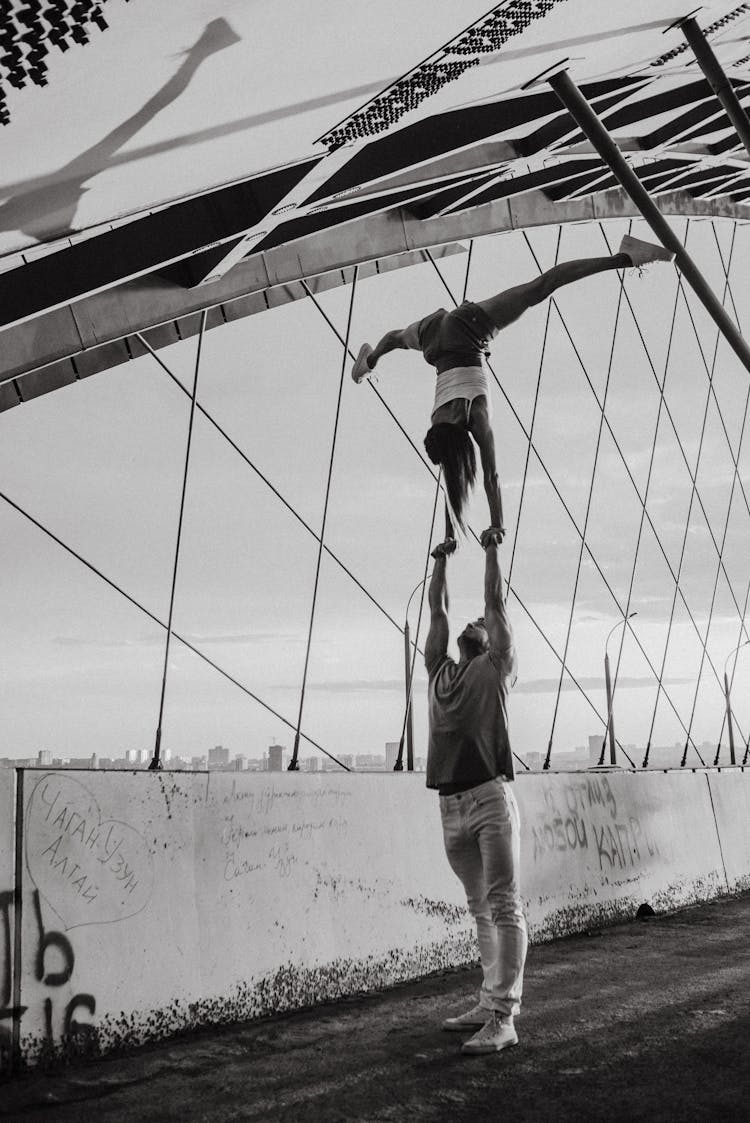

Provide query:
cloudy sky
left=2, top=215, right=750, bottom=768
left=2, top=0, right=750, bottom=768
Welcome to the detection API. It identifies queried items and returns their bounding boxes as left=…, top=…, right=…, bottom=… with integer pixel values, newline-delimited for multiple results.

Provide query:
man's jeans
left=440, top=777, right=527, bottom=1017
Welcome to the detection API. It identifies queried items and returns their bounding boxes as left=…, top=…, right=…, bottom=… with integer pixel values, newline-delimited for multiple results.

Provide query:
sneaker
left=461, top=1014, right=519, bottom=1055
left=351, top=343, right=373, bottom=384
left=442, top=1002, right=491, bottom=1032
left=619, top=234, right=675, bottom=269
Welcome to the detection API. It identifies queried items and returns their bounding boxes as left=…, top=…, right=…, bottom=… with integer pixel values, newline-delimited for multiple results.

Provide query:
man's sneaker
left=461, top=1014, right=519, bottom=1055
left=351, top=343, right=373, bottom=384
left=619, top=234, right=675, bottom=269
left=442, top=1002, right=491, bottom=1032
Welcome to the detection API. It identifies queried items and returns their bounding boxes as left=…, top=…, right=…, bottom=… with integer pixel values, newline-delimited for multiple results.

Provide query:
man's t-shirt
left=426, top=648, right=515, bottom=790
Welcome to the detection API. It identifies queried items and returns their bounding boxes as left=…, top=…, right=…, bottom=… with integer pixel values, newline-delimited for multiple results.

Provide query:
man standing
left=425, top=528, right=526, bottom=1055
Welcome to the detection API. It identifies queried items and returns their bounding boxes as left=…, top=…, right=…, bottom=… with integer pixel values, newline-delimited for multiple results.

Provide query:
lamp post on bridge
left=604, top=612, right=637, bottom=766
left=399, top=574, right=431, bottom=772
left=723, top=640, right=749, bottom=766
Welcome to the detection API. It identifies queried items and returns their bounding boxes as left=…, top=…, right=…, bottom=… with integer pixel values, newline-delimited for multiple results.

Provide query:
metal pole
left=604, top=651, right=616, bottom=766
left=725, top=670, right=737, bottom=766
left=398, top=619, right=410, bottom=771
left=405, top=619, right=414, bottom=771
left=547, top=68, right=750, bottom=378
left=678, top=17, right=750, bottom=162
left=149, top=309, right=207, bottom=772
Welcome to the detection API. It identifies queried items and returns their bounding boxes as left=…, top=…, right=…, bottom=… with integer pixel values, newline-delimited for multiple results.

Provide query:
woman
left=352, top=234, right=673, bottom=540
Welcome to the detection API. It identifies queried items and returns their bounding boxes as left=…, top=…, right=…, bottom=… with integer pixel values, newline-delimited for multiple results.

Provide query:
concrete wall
left=1, top=765, right=747, bottom=1070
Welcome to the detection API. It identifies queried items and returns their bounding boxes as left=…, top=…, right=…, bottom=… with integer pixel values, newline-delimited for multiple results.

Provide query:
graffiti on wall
left=218, top=781, right=352, bottom=885
left=0, top=774, right=155, bottom=1069
left=529, top=775, right=660, bottom=872
left=25, top=773, right=153, bottom=929
left=0, top=886, right=98, bottom=1069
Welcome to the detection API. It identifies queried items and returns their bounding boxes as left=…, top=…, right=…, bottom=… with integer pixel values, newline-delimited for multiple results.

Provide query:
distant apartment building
left=37, top=749, right=51, bottom=767
left=268, top=744, right=285, bottom=771
left=208, top=745, right=230, bottom=768
left=303, top=757, right=319, bottom=772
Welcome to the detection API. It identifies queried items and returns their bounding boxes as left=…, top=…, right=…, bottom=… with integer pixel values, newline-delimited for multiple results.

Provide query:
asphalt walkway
left=4, top=892, right=750, bottom=1122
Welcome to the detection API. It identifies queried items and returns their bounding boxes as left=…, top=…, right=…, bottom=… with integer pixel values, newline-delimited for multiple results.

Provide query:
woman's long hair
left=424, top=423, right=477, bottom=533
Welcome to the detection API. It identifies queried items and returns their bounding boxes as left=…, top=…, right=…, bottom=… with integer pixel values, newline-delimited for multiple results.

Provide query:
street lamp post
left=400, top=575, right=431, bottom=771
left=604, top=612, right=637, bottom=766
left=723, top=641, right=749, bottom=765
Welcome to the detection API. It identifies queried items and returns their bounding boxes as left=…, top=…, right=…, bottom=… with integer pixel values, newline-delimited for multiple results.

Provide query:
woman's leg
left=476, top=253, right=629, bottom=332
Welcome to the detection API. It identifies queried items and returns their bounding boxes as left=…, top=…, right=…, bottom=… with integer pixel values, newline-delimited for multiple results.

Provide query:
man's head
left=457, top=616, right=489, bottom=661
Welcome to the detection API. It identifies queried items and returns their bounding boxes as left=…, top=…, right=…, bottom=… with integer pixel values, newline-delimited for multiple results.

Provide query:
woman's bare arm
left=468, top=400, right=504, bottom=536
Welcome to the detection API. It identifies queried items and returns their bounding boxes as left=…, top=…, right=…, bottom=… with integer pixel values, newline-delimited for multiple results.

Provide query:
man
left=425, top=527, right=526, bottom=1055
left=352, top=235, right=674, bottom=538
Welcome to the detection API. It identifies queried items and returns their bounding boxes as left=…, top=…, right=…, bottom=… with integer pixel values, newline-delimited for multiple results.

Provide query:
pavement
left=3, top=892, right=750, bottom=1122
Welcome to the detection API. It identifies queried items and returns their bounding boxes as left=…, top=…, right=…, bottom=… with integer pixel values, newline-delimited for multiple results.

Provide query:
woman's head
left=424, top=422, right=476, bottom=532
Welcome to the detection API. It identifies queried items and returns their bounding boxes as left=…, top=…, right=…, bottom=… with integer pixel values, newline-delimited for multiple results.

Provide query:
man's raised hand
left=431, top=537, right=457, bottom=560
left=480, top=526, right=505, bottom=549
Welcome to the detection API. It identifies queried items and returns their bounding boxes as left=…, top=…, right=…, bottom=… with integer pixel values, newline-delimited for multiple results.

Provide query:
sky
left=2, top=215, right=750, bottom=767
left=2, top=0, right=750, bottom=767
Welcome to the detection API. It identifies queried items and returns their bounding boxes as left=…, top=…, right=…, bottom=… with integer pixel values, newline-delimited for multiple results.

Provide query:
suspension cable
left=715, top=598, right=749, bottom=767
left=546, top=230, right=629, bottom=769
left=308, top=272, right=555, bottom=771
left=678, top=271, right=750, bottom=533
left=149, top=310, right=206, bottom=771
left=600, top=232, right=750, bottom=657
left=508, top=228, right=561, bottom=590
left=520, top=229, right=733, bottom=755
left=302, top=281, right=440, bottom=478
left=289, top=267, right=359, bottom=770
left=600, top=231, right=682, bottom=769
left=482, top=283, right=694, bottom=749
left=461, top=239, right=475, bottom=304
left=684, top=226, right=750, bottom=757
left=427, top=246, right=650, bottom=762
left=0, top=489, right=350, bottom=768
left=306, top=240, right=712, bottom=767
left=632, top=218, right=728, bottom=767
left=136, top=332, right=407, bottom=641
left=394, top=242, right=479, bottom=772
left=394, top=473, right=441, bottom=770
left=600, top=220, right=694, bottom=765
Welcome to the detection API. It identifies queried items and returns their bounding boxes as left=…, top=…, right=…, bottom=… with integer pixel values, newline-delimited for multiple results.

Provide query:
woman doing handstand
left=352, top=235, right=673, bottom=542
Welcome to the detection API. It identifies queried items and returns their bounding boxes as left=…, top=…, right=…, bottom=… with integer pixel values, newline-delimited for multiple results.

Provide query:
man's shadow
left=0, top=18, right=240, bottom=245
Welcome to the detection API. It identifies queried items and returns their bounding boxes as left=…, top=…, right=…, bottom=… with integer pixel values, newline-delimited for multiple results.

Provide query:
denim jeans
left=440, top=777, right=527, bottom=1017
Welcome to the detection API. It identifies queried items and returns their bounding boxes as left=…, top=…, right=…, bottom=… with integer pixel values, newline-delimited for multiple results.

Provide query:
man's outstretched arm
left=425, top=538, right=455, bottom=674
left=483, top=532, right=516, bottom=679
